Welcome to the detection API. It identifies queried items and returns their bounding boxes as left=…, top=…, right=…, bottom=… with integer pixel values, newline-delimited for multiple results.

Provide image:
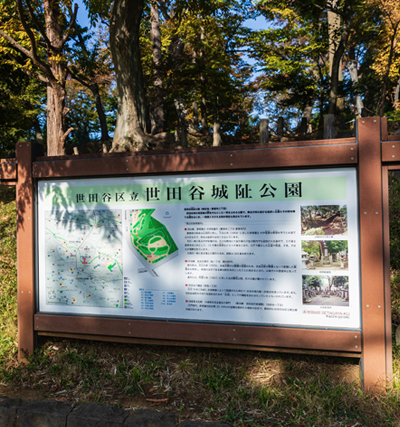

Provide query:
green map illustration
left=129, top=209, right=178, bottom=267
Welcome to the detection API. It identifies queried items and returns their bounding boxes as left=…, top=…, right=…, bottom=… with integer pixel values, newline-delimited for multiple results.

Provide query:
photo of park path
left=302, top=275, right=349, bottom=306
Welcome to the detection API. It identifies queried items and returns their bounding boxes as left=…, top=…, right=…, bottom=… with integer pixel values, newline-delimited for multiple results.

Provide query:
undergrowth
left=0, top=184, right=400, bottom=426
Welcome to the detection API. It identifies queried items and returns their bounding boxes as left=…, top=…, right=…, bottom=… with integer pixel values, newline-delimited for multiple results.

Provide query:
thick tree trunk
left=44, top=0, right=70, bottom=156
left=110, top=0, right=150, bottom=151
left=328, top=41, right=347, bottom=115
left=150, top=0, right=164, bottom=135
left=327, top=5, right=352, bottom=115
left=47, top=83, right=68, bottom=156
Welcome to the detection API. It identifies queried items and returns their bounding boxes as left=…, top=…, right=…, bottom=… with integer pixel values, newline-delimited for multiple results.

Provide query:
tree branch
left=0, top=29, right=32, bottom=59
left=16, top=0, right=40, bottom=62
left=159, top=0, right=173, bottom=21
left=26, top=0, right=52, bottom=47
left=0, top=29, right=50, bottom=76
left=7, top=53, right=49, bottom=83
left=11, top=0, right=53, bottom=77
left=61, top=4, right=78, bottom=47
left=68, top=67, right=90, bottom=88
left=61, top=127, right=74, bottom=145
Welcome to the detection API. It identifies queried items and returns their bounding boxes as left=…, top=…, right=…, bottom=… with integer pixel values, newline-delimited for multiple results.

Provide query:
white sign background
left=37, top=168, right=360, bottom=329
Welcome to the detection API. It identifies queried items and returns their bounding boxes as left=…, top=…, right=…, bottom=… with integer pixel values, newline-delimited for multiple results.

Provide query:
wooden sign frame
left=3, top=117, right=396, bottom=391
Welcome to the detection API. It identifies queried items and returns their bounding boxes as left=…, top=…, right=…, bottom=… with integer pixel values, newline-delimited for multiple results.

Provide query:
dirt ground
left=0, top=338, right=362, bottom=420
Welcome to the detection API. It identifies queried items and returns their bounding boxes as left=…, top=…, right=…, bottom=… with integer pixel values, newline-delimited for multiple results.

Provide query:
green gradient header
left=45, top=176, right=347, bottom=208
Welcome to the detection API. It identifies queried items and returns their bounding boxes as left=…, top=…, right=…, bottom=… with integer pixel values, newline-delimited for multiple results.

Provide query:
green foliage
left=0, top=186, right=17, bottom=365
left=138, top=0, right=257, bottom=141
left=302, top=240, right=320, bottom=256
left=0, top=60, right=44, bottom=156
left=325, top=240, right=347, bottom=254
left=390, top=172, right=400, bottom=270
left=304, top=227, right=325, bottom=235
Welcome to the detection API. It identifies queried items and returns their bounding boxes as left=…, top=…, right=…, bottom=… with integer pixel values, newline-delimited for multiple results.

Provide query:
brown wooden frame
left=3, top=117, right=396, bottom=391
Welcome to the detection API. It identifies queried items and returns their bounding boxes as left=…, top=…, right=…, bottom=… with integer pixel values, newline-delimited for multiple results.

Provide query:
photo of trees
left=301, top=205, right=348, bottom=236
left=302, top=240, right=348, bottom=271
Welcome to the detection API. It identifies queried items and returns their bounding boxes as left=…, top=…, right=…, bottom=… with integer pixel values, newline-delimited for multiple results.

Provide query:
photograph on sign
left=300, top=205, right=348, bottom=236
left=301, top=240, right=348, bottom=271
left=37, top=168, right=360, bottom=329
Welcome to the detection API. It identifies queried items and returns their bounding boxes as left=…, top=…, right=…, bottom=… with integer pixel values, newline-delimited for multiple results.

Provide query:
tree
left=109, top=0, right=153, bottom=151
left=369, top=0, right=400, bottom=116
left=143, top=0, right=256, bottom=145
left=0, top=0, right=78, bottom=156
left=252, top=0, right=371, bottom=136
left=251, top=0, right=330, bottom=134
left=0, top=58, right=44, bottom=156
left=68, top=23, right=114, bottom=144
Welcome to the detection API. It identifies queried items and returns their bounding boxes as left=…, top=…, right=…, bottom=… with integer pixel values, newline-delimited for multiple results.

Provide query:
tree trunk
left=213, top=122, right=222, bottom=146
left=259, top=119, right=269, bottom=143
left=348, top=60, right=364, bottom=117
left=47, top=83, right=68, bottom=155
left=174, top=98, right=188, bottom=147
left=327, top=3, right=352, bottom=115
left=324, top=114, right=337, bottom=139
left=44, top=0, right=70, bottom=156
left=33, top=118, right=44, bottom=144
left=109, top=0, right=150, bottom=151
left=192, top=100, right=199, bottom=130
left=394, top=76, right=400, bottom=107
left=91, top=83, right=109, bottom=142
left=150, top=0, right=164, bottom=135
left=277, top=117, right=284, bottom=137
left=199, top=26, right=208, bottom=132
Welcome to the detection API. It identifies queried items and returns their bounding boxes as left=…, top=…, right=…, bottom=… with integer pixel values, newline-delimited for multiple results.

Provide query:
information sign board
left=37, top=168, right=360, bottom=329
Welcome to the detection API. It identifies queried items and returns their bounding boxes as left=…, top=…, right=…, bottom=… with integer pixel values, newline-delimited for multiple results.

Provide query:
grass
left=1, top=183, right=400, bottom=426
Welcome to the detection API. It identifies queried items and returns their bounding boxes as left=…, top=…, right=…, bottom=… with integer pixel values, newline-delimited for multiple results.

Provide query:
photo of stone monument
left=302, top=275, right=349, bottom=306
left=301, top=240, right=348, bottom=271
left=301, top=205, right=347, bottom=236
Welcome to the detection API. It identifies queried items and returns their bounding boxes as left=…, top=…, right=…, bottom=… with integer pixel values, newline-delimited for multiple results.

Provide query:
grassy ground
left=0, top=184, right=400, bottom=426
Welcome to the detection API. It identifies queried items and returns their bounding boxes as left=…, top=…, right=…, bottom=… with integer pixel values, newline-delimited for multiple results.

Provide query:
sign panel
left=37, top=168, right=360, bottom=329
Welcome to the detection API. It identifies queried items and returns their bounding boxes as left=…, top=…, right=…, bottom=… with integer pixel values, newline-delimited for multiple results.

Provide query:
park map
left=44, top=208, right=179, bottom=309
left=128, top=209, right=179, bottom=271
left=44, top=210, right=123, bottom=308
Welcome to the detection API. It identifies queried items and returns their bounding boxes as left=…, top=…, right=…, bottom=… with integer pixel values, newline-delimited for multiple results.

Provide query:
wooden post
left=16, top=142, right=35, bottom=360
left=358, top=118, right=389, bottom=391
left=259, top=119, right=269, bottom=144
